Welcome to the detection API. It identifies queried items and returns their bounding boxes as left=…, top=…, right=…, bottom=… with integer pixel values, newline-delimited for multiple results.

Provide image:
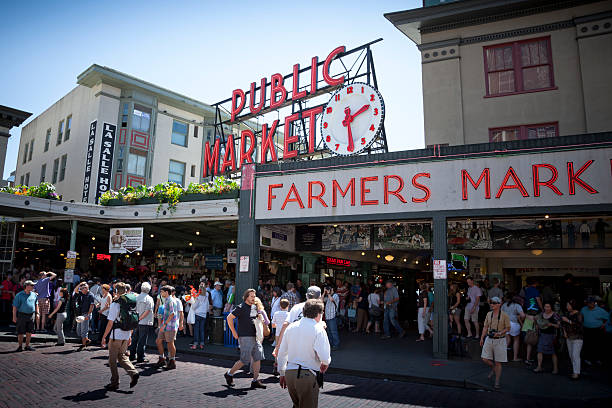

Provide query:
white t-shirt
left=286, top=302, right=306, bottom=323
left=272, top=310, right=289, bottom=336
left=368, top=293, right=380, bottom=309
left=107, top=302, right=132, bottom=340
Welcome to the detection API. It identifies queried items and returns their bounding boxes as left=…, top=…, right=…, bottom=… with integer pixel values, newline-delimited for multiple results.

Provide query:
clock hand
left=342, top=107, right=354, bottom=152
left=350, top=104, right=370, bottom=121
left=342, top=107, right=351, bottom=127
left=347, top=122, right=354, bottom=152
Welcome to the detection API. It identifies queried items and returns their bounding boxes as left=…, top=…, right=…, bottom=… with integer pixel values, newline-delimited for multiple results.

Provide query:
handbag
left=524, top=328, right=539, bottom=346
left=347, top=308, right=357, bottom=319
left=187, top=308, right=195, bottom=325
left=369, top=294, right=383, bottom=317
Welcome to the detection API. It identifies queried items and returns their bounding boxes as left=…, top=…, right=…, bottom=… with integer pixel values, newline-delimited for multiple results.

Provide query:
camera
left=487, top=329, right=498, bottom=339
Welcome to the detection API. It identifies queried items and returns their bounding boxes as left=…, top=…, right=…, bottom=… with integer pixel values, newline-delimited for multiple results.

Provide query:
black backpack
left=115, top=293, right=139, bottom=331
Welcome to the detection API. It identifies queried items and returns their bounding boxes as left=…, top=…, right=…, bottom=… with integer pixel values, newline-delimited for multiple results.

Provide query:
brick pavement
left=0, top=342, right=608, bottom=408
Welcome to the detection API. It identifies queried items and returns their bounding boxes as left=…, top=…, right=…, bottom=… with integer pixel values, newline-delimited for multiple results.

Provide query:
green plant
left=0, top=182, right=59, bottom=200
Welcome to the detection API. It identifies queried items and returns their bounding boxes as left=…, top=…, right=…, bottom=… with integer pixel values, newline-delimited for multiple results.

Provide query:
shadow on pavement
left=62, top=388, right=111, bottom=402
left=203, top=385, right=250, bottom=399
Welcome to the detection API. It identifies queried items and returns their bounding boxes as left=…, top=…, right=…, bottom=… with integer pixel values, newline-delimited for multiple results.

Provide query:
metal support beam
left=432, top=215, right=448, bottom=359
left=236, top=166, right=260, bottom=304
left=66, top=220, right=78, bottom=323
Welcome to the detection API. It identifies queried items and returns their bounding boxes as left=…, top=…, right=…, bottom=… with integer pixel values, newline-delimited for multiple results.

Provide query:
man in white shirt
left=277, top=299, right=331, bottom=408
left=273, top=286, right=322, bottom=358
left=129, top=282, right=154, bottom=363
left=101, top=282, right=139, bottom=391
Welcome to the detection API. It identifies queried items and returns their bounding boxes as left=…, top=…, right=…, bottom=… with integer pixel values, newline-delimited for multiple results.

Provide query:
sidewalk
left=1, top=325, right=610, bottom=401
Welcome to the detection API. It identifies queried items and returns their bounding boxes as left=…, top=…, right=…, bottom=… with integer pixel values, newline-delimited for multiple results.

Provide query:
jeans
left=76, top=318, right=90, bottom=339
left=566, top=338, right=583, bottom=375
left=326, top=317, right=340, bottom=347
left=129, top=325, right=151, bottom=360
left=194, top=315, right=206, bottom=346
left=55, top=312, right=66, bottom=344
left=384, top=308, right=403, bottom=337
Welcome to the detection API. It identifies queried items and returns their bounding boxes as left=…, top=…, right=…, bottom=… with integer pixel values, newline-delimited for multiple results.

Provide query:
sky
left=0, top=0, right=424, bottom=179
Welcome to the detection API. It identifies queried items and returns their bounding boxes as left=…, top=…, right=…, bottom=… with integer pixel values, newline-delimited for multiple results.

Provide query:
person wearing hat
left=211, top=281, right=224, bottom=317
left=580, top=296, right=609, bottom=366
left=12, top=280, right=39, bottom=352
left=273, top=286, right=322, bottom=359
left=480, top=296, right=510, bottom=389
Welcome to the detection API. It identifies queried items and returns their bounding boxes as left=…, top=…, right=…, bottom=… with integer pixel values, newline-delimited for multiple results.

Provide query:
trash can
left=211, top=316, right=224, bottom=345
left=223, top=312, right=239, bottom=348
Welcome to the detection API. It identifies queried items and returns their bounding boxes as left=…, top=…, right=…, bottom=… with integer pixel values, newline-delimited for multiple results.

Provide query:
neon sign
left=326, top=257, right=351, bottom=267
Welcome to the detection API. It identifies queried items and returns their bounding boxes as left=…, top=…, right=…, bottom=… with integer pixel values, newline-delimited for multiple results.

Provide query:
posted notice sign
left=433, top=260, right=447, bottom=279
left=109, top=227, right=143, bottom=254
left=239, top=256, right=249, bottom=273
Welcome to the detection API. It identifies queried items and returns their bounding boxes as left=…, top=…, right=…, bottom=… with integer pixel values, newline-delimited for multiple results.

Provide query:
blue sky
left=0, top=0, right=423, bottom=179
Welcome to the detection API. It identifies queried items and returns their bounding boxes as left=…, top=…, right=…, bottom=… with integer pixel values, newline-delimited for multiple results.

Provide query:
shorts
left=76, top=320, right=90, bottom=339
left=509, top=322, right=521, bottom=337
left=464, top=308, right=479, bottom=323
left=450, top=307, right=462, bottom=317
left=37, top=298, right=50, bottom=315
left=481, top=337, right=508, bottom=362
left=157, top=329, right=177, bottom=342
left=238, top=336, right=264, bottom=365
left=16, top=312, right=35, bottom=335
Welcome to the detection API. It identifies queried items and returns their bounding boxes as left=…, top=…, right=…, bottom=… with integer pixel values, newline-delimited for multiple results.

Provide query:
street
left=0, top=342, right=607, bottom=408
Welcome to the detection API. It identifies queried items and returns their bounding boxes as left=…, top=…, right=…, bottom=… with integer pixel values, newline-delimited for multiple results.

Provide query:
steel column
left=432, top=215, right=448, bottom=359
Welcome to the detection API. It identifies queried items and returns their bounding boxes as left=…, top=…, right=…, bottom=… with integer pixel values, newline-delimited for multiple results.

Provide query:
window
left=168, top=160, right=186, bottom=185
left=57, top=120, right=64, bottom=145
left=171, top=120, right=188, bottom=147
left=40, top=164, right=46, bottom=183
left=206, top=129, right=212, bottom=142
left=59, top=154, right=67, bottom=182
left=484, top=37, right=554, bottom=96
left=19, top=175, right=24, bottom=185
left=22, top=142, right=28, bottom=164
left=24, top=173, right=30, bottom=186
left=121, top=103, right=129, bottom=127
left=64, top=115, right=72, bottom=141
left=28, top=140, right=34, bottom=162
left=190, top=165, right=196, bottom=178
left=52, top=158, right=59, bottom=184
left=194, top=126, right=198, bottom=138
left=132, top=104, right=151, bottom=132
left=489, top=122, right=558, bottom=142
left=127, top=152, right=147, bottom=176
left=44, top=128, right=51, bottom=152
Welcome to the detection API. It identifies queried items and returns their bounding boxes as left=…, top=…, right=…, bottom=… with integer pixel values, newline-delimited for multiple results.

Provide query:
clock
left=320, top=82, right=384, bottom=156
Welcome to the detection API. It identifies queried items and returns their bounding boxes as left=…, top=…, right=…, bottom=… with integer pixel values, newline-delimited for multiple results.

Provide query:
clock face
left=320, top=82, right=384, bottom=156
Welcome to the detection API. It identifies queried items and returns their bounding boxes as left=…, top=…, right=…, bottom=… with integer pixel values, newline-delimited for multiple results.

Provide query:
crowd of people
left=446, top=274, right=612, bottom=389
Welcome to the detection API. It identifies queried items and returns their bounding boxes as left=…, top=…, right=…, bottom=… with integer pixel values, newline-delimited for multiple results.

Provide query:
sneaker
left=156, top=357, right=166, bottom=368
left=15, top=346, right=23, bottom=352
left=24, top=346, right=34, bottom=351
left=136, top=358, right=149, bottom=364
left=104, top=383, right=119, bottom=391
left=129, top=373, right=139, bottom=388
left=251, top=380, right=267, bottom=389
left=165, top=359, right=176, bottom=370
left=224, top=372, right=234, bottom=386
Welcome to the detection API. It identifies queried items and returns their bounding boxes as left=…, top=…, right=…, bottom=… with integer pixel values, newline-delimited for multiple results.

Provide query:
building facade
left=15, top=65, right=255, bottom=202
left=386, top=0, right=612, bottom=146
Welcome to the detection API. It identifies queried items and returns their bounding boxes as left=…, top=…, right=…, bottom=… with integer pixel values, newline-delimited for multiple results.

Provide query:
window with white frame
left=132, top=104, right=151, bottom=132
left=168, top=160, right=185, bottom=186
left=171, top=120, right=188, bottom=147
left=127, top=152, right=147, bottom=177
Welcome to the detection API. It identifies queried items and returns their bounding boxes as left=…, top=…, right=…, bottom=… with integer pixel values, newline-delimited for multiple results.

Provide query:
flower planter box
left=135, top=197, right=159, bottom=205
left=181, top=191, right=239, bottom=202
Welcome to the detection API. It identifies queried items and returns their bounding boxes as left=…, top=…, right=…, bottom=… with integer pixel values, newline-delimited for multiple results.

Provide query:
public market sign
left=255, top=148, right=612, bottom=219
left=203, top=44, right=385, bottom=176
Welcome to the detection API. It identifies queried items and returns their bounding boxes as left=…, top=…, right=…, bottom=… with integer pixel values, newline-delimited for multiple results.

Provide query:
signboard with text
left=82, top=120, right=96, bottom=202
left=109, top=227, right=143, bottom=254
left=95, top=122, right=116, bottom=203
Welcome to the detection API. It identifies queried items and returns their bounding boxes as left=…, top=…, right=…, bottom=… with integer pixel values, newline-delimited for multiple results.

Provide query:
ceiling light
left=92, top=247, right=95, bottom=250
left=125, top=254, right=130, bottom=258
left=385, top=254, right=394, bottom=262
left=462, top=273, right=466, bottom=277
left=415, top=260, right=419, bottom=264
left=196, top=231, right=200, bottom=235
left=531, top=249, right=543, bottom=256
left=544, top=214, right=549, bottom=219
left=361, top=252, right=365, bottom=256
left=376, top=254, right=381, bottom=258
left=403, top=258, right=407, bottom=262
left=136, top=252, right=140, bottom=256
left=189, top=242, right=193, bottom=246
left=396, top=223, right=401, bottom=226
left=21, top=224, right=24, bottom=228
left=231, top=240, right=235, bottom=244
left=150, top=234, right=154, bottom=238
left=333, top=225, right=338, bottom=228
left=91, top=236, right=95, bottom=241
left=39, top=226, right=44, bottom=230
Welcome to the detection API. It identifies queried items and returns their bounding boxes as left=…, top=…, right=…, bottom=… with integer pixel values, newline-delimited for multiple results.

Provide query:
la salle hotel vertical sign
left=95, top=123, right=117, bottom=203
left=82, top=120, right=96, bottom=202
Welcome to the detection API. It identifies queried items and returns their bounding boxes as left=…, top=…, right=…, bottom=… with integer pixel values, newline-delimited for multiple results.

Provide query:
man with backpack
left=101, top=282, right=139, bottom=391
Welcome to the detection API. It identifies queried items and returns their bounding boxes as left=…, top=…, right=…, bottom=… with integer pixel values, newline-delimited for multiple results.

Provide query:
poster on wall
left=492, top=220, right=561, bottom=249
left=204, top=255, right=224, bottom=270
left=260, top=225, right=296, bottom=252
left=109, top=227, right=143, bottom=253
left=322, top=225, right=371, bottom=251
left=227, top=248, right=237, bottom=263
left=561, top=218, right=611, bottom=249
left=82, top=120, right=96, bottom=202
left=95, top=122, right=117, bottom=203
left=447, top=220, right=493, bottom=249
left=373, top=223, right=431, bottom=250
left=295, top=226, right=323, bottom=251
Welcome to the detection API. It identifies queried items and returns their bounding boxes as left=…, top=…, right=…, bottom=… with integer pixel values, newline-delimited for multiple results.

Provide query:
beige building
left=386, top=0, right=612, bottom=146
left=15, top=65, right=259, bottom=202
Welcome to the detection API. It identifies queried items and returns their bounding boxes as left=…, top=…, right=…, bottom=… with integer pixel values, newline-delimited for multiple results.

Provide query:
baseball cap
left=306, top=286, right=321, bottom=299
left=24, top=280, right=35, bottom=287
left=214, top=281, right=222, bottom=286
left=490, top=296, right=501, bottom=304
left=586, top=296, right=597, bottom=303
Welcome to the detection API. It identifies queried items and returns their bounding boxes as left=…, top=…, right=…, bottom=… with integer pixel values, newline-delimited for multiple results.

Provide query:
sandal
left=533, top=368, right=543, bottom=373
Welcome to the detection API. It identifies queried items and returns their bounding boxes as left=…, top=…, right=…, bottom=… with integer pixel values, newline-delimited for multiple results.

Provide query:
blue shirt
left=34, top=277, right=52, bottom=298
left=211, top=289, right=223, bottom=308
left=580, top=305, right=609, bottom=329
left=13, top=290, right=38, bottom=314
